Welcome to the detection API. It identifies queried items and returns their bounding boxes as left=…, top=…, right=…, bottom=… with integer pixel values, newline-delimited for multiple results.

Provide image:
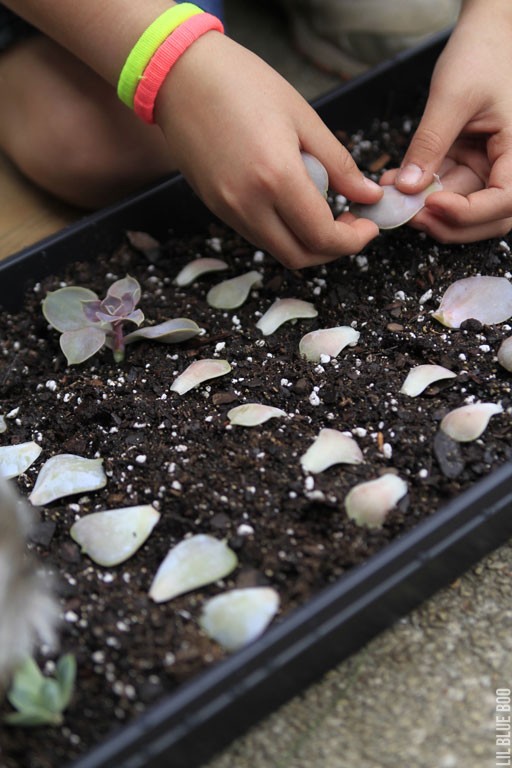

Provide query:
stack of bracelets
left=117, top=2, right=224, bottom=124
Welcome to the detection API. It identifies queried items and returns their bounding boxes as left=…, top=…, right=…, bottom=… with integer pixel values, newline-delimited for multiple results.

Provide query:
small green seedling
left=42, top=275, right=201, bottom=365
left=5, top=653, right=76, bottom=727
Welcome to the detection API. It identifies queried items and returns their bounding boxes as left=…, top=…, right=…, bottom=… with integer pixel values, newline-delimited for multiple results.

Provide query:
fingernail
left=397, top=163, right=423, bottom=186
left=363, top=176, right=381, bottom=191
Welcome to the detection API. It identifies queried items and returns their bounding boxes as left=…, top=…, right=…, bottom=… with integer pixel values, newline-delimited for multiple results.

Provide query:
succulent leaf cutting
left=440, top=403, right=503, bottom=442
left=199, top=587, right=280, bottom=652
left=350, top=176, right=442, bottom=229
left=28, top=454, right=107, bottom=506
left=433, top=276, right=512, bottom=329
left=149, top=534, right=238, bottom=603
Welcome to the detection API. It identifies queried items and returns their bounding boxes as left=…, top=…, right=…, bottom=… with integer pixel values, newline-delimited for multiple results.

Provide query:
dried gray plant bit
left=0, top=477, right=58, bottom=681
left=433, top=431, right=465, bottom=479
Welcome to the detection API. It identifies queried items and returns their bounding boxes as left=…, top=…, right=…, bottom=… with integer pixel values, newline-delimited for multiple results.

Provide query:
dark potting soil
left=1, top=117, right=512, bottom=768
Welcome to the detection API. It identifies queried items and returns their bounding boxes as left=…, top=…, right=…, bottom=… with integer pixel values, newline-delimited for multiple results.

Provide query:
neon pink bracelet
left=134, top=12, right=224, bottom=124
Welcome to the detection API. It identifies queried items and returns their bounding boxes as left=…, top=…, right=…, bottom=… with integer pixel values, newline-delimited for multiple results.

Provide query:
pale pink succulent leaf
left=0, top=441, right=42, bottom=480
left=256, top=299, right=318, bottom=336
left=124, top=309, right=145, bottom=326
left=80, top=299, right=106, bottom=325
left=227, top=403, right=287, bottom=427
left=174, top=257, right=228, bottom=287
left=199, top=587, right=280, bottom=651
left=42, top=287, right=99, bottom=332
left=400, top=364, right=457, bottom=397
left=498, top=336, right=512, bottom=372
left=170, top=359, right=232, bottom=395
left=299, top=326, right=360, bottom=361
left=433, top=276, right=512, bottom=328
left=301, top=152, right=328, bottom=198
left=207, top=271, right=263, bottom=310
left=300, top=428, right=364, bottom=473
left=60, top=327, right=106, bottom=365
left=124, top=318, right=201, bottom=345
left=29, top=454, right=107, bottom=506
left=106, top=275, right=141, bottom=306
left=351, top=176, right=442, bottom=229
left=345, top=474, right=408, bottom=529
left=440, top=402, right=503, bottom=442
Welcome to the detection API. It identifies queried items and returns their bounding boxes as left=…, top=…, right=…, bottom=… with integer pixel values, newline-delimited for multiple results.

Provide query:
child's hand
left=155, top=33, right=382, bottom=268
left=382, top=0, right=512, bottom=243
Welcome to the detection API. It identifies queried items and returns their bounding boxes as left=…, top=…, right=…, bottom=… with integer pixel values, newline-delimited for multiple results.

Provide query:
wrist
left=128, top=9, right=225, bottom=122
left=153, top=29, right=229, bottom=130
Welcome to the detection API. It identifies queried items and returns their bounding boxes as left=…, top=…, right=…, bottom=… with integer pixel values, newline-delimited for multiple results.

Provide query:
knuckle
left=301, top=229, right=332, bottom=254
left=334, top=149, right=357, bottom=176
left=411, top=126, right=446, bottom=159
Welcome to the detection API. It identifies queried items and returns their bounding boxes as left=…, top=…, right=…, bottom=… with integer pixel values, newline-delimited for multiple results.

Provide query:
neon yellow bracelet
left=117, top=3, right=204, bottom=109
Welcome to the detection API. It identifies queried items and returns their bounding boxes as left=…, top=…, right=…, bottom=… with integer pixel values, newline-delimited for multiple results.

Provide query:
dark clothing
left=0, top=1, right=225, bottom=52
left=0, top=6, right=36, bottom=52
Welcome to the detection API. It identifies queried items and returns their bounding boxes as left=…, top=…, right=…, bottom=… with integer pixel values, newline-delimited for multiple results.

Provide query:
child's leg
left=277, top=0, right=461, bottom=77
left=0, top=36, right=175, bottom=209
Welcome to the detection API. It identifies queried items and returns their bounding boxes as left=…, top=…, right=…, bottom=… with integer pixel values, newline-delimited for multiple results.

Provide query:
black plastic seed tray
left=1, top=31, right=511, bottom=768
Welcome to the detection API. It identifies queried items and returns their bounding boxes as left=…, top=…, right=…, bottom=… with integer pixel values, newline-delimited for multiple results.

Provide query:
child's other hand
left=382, top=0, right=512, bottom=243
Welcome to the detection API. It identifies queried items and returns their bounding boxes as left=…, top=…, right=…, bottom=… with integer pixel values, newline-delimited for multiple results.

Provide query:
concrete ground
left=205, top=2, right=512, bottom=766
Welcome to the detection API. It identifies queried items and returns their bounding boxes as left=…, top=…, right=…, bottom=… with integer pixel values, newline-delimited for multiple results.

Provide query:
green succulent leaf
left=40, top=678, right=64, bottom=713
left=7, top=686, right=45, bottom=714
left=55, top=654, right=77, bottom=709
left=6, top=657, right=44, bottom=705
left=5, top=655, right=76, bottom=728
left=5, top=707, right=63, bottom=727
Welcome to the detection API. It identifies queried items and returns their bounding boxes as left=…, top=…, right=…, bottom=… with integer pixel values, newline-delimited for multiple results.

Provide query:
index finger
left=275, top=153, right=379, bottom=254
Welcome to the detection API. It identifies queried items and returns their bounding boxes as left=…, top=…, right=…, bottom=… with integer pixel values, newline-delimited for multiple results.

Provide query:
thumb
left=395, top=98, right=463, bottom=193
